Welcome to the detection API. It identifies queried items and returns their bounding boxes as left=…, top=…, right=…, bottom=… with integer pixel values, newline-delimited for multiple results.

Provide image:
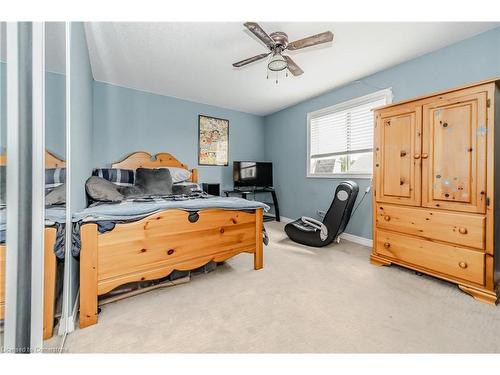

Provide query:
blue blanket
left=73, top=196, right=269, bottom=222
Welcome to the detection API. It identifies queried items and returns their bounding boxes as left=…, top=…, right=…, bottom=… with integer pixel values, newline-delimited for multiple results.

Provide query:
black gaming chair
left=284, top=181, right=359, bottom=247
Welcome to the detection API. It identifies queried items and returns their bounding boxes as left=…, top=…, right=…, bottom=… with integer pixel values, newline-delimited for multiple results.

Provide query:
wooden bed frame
left=79, top=152, right=264, bottom=329
left=0, top=150, right=63, bottom=339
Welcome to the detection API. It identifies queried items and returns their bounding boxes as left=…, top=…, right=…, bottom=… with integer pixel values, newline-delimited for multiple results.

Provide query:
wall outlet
left=317, top=210, right=326, bottom=218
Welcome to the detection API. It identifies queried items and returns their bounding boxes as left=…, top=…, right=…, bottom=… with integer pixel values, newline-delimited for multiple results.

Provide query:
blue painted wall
left=92, top=81, right=265, bottom=189
left=1, top=63, right=65, bottom=163
left=264, top=27, right=500, bottom=239
left=1, top=62, right=5, bottom=153
left=70, top=22, right=94, bottom=212
left=45, top=71, right=66, bottom=158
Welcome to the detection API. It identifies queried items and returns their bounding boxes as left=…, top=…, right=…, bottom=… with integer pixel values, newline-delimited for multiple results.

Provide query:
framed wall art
left=198, top=115, right=229, bottom=166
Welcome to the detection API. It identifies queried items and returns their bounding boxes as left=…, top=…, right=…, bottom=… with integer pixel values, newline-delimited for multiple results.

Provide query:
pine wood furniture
left=0, top=151, right=62, bottom=339
left=79, top=152, right=264, bottom=328
left=371, top=79, right=500, bottom=305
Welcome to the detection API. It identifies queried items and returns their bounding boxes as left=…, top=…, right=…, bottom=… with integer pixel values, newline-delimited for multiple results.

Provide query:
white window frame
left=306, top=88, right=393, bottom=179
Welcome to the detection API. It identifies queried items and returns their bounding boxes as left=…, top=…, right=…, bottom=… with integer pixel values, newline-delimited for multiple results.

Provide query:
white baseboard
left=277, top=217, right=373, bottom=247
left=340, top=233, right=373, bottom=247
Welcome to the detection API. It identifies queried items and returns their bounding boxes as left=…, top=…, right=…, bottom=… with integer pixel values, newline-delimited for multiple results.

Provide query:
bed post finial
left=191, top=168, right=199, bottom=183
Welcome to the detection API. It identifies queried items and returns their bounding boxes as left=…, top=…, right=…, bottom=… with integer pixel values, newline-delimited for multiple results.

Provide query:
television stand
left=224, top=187, right=280, bottom=222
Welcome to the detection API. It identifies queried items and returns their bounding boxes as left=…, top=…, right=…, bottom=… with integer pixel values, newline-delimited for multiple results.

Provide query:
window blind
left=310, top=96, right=387, bottom=159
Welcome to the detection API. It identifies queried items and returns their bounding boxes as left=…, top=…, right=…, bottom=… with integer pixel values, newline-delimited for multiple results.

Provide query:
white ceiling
left=4, top=22, right=499, bottom=115
left=1, top=22, right=66, bottom=73
left=45, top=22, right=66, bottom=74
left=84, top=22, right=499, bottom=115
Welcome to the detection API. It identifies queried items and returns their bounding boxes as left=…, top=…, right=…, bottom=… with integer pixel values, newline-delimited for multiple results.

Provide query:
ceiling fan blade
left=244, top=22, right=275, bottom=49
left=232, top=52, right=271, bottom=67
left=284, top=55, right=303, bottom=76
left=287, top=31, right=333, bottom=51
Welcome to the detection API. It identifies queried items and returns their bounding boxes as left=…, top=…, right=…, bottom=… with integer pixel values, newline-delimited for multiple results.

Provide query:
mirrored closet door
left=42, top=21, right=68, bottom=349
left=0, top=21, right=70, bottom=353
left=0, top=21, right=7, bottom=350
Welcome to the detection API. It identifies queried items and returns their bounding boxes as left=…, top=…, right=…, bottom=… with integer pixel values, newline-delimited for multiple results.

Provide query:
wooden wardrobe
left=371, top=79, right=500, bottom=305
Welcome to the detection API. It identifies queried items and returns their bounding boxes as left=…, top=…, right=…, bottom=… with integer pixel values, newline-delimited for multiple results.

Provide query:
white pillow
left=161, top=167, right=191, bottom=183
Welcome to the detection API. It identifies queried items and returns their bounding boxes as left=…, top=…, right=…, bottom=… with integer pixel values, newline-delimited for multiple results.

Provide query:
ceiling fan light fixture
left=267, top=53, right=288, bottom=72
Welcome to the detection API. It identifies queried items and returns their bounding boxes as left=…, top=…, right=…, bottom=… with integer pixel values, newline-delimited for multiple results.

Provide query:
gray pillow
left=172, top=183, right=200, bottom=195
left=135, top=168, right=173, bottom=196
left=119, top=185, right=145, bottom=198
left=86, top=176, right=124, bottom=202
left=45, top=183, right=66, bottom=206
left=0, top=166, right=5, bottom=204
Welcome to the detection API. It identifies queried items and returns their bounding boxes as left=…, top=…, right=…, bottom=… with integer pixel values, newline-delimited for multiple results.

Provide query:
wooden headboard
left=0, top=150, right=65, bottom=168
left=112, top=151, right=198, bottom=183
left=45, top=150, right=66, bottom=168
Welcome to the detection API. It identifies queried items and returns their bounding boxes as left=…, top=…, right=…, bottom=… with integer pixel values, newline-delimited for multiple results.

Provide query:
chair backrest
left=322, top=181, right=359, bottom=241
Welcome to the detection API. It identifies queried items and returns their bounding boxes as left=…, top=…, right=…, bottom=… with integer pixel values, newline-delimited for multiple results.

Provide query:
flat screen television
left=233, top=161, right=273, bottom=188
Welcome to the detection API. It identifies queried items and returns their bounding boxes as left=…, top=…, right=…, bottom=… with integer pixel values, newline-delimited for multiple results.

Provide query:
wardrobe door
left=422, top=91, right=487, bottom=213
left=375, top=104, right=422, bottom=206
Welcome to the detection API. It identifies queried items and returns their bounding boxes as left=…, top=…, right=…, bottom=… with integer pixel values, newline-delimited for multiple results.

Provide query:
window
left=307, top=89, right=392, bottom=178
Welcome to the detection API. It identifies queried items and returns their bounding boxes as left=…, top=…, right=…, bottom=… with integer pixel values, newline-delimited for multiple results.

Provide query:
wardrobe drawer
left=376, top=204, right=485, bottom=249
left=375, top=229, right=485, bottom=285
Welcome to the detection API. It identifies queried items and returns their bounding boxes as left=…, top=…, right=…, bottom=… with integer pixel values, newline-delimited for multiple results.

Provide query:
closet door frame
left=3, top=21, right=20, bottom=352
left=421, top=87, right=488, bottom=214
left=374, top=103, right=422, bottom=207
left=30, top=21, right=46, bottom=352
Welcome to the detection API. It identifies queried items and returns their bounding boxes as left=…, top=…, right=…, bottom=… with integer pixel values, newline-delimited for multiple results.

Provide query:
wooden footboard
left=43, top=227, right=57, bottom=340
left=0, top=244, right=5, bottom=321
left=0, top=227, right=57, bottom=339
left=80, top=208, right=264, bottom=328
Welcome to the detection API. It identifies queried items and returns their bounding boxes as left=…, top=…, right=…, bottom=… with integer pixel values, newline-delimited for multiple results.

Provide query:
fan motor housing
left=270, top=32, right=288, bottom=48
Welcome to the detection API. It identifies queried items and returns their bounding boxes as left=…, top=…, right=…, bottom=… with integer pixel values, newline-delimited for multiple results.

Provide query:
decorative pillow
left=86, top=176, right=124, bottom=202
left=160, top=167, right=191, bottom=183
left=0, top=166, right=5, bottom=204
left=135, top=168, right=173, bottom=196
left=119, top=185, right=144, bottom=198
left=172, top=182, right=202, bottom=195
left=92, top=168, right=135, bottom=186
left=45, top=168, right=66, bottom=190
left=45, top=183, right=66, bottom=206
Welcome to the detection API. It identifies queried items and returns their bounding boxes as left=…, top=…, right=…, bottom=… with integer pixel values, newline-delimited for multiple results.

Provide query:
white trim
left=308, top=173, right=372, bottom=179
left=306, top=88, right=392, bottom=179
left=340, top=233, right=373, bottom=247
left=308, top=89, right=393, bottom=119
left=30, top=21, right=45, bottom=352
left=58, top=21, right=74, bottom=336
left=4, top=21, right=19, bottom=352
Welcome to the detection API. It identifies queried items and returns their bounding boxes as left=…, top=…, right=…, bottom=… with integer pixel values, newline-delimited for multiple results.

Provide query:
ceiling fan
left=232, top=22, right=334, bottom=81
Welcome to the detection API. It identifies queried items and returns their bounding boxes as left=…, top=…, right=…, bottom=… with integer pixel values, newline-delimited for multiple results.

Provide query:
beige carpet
left=58, top=221, right=500, bottom=353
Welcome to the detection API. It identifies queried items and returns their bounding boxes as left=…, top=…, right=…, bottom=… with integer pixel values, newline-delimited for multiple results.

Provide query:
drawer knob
left=421, top=153, right=429, bottom=159
left=383, top=215, right=391, bottom=221
left=458, top=261, right=468, bottom=269
left=458, top=227, right=468, bottom=234
left=400, top=150, right=407, bottom=157
left=167, top=249, right=175, bottom=255
left=413, top=154, right=421, bottom=159
left=383, top=242, right=391, bottom=249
